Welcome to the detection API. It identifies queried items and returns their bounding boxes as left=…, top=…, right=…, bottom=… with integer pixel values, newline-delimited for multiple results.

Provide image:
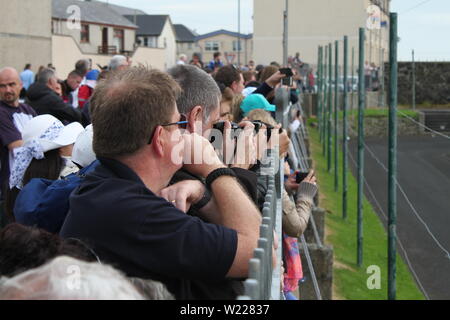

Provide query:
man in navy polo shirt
left=0, top=67, right=37, bottom=200
left=60, top=67, right=265, bottom=300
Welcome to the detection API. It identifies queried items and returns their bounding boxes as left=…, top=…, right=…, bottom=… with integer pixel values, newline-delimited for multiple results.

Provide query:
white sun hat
left=72, top=125, right=96, bottom=168
left=10, top=115, right=84, bottom=189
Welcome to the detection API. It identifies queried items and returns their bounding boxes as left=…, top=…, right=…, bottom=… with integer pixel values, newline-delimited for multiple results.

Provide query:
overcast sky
left=101, top=0, right=449, bottom=62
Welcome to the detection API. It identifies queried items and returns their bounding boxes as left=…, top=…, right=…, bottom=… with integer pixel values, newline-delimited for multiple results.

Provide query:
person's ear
left=188, top=106, right=203, bottom=132
left=150, top=126, right=165, bottom=157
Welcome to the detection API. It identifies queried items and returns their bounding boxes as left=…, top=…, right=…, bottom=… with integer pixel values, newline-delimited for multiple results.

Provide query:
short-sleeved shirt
left=0, top=101, right=36, bottom=194
left=60, top=157, right=238, bottom=300
left=20, top=69, right=35, bottom=91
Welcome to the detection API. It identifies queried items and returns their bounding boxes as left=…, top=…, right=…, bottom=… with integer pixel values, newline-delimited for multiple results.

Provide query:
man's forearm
left=210, top=176, right=261, bottom=234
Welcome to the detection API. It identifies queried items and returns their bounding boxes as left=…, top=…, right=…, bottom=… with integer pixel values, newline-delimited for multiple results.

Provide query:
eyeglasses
left=161, top=113, right=188, bottom=130
left=148, top=114, right=188, bottom=144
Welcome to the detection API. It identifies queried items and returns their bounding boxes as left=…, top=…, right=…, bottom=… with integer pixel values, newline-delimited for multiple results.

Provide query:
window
left=205, top=41, right=219, bottom=51
left=188, top=42, right=193, bottom=50
left=233, top=40, right=242, bottom=52
left=143, top=37, right=148, bottom=47
left=81, top=24, right=89, bottom=43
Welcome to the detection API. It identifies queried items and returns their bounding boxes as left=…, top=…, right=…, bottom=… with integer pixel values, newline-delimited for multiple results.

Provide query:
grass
left=308, top=127, right=425, bottom=300
left=336, top=108, right=420, bottom=120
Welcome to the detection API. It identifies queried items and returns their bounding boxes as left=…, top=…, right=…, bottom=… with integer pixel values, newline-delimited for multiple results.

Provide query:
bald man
left=0, top=67, right=37, bottom=197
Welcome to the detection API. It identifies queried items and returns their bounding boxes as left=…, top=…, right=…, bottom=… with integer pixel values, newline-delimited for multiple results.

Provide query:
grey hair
left=109, top=55, right=128, bottom=71
left=37, top=68, right=57, bottom=85
left=168, top=64, right=220, bottom=123
left=0, top=256, right=147, bottom=300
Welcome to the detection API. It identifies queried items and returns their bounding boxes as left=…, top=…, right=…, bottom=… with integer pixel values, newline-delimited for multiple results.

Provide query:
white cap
left=72, top=125, right=96, bottom=168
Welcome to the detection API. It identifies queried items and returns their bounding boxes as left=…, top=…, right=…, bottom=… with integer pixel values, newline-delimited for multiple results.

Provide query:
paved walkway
left=349, top=135, right=450, bottom=300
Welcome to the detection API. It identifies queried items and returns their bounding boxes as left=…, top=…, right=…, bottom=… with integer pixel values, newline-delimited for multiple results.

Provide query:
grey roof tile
left=52, top=0, right=137, bottom=28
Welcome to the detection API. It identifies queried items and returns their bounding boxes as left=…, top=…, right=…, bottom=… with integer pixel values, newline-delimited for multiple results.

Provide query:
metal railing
left=238, top=88, right=323, bottom=300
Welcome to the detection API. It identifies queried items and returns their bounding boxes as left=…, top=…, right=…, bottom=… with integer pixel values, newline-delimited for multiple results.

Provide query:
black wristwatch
left=192, top=188, right=212, bottom=211
left=205, top=168, right=237, bottom=190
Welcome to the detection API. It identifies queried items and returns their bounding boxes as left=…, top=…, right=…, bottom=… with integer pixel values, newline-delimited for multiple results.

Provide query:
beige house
left=126, top=15, right=177, bottom=69
left=0, top=0, right=52, bottom=72
left=195, top=30, right=253, bottom=66
left=52, top=0, right=137, bottom=56
left=253, top=0, right=390, bottom=69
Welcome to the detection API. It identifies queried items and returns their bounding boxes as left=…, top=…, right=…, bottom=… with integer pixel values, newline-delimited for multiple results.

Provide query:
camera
left=296, top=171, right=310, bottom=184
left=280, top=68, right=294, bottom=87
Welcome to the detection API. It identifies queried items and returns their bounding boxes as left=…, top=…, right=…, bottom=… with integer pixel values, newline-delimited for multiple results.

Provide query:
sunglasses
left=148, top=114, right=188, bottom=144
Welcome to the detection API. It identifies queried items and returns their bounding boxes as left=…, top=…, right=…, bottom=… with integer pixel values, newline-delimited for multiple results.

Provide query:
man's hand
left=230, top=121, right=257, bottom=170
left=182, top=133, right=226, bottom=178
left=159, top=180, right=206, bottom=213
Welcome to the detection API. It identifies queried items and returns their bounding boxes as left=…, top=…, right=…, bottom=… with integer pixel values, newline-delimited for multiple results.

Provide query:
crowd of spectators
left=0, top=51, right=318, bottom=300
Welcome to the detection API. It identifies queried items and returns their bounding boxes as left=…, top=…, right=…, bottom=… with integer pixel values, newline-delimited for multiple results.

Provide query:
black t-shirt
left=60, top=158, right=238, bottom=300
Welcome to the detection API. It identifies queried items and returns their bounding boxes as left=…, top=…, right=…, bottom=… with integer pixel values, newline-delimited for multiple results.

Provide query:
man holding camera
left=60, top=67, right=265, bottom=300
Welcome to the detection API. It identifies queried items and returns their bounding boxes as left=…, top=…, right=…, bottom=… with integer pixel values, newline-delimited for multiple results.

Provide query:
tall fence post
left=327, top=43, right=332, bottom=173
left=343, top=35, right=348, bottom=220
left=334, top=40, right=339, bottom=191
left=351, top=47, right=355, bottom=117
left=357, top=28, right=366, bottom=267
left=388, top=12, right=398, bottom=301
left=412, top=49, right=416, bottom=111
left=318, top=46, right=323, bottom=142
left=322, top=46, right=328, bottom=156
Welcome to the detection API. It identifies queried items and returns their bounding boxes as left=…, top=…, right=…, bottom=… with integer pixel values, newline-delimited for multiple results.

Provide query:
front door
left=102, top=27, right=108, bottom=54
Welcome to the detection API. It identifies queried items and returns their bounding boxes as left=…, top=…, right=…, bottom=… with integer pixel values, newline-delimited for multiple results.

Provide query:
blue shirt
left=20, top=69, right=35, bottom=90
left=60, top=158, right=238, bottom=299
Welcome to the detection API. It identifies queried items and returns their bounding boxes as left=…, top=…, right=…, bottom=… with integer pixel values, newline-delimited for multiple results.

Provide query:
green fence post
left=357, top=28, right=366, bottom=267
left=327, top=43, right=332, bottom=172
left=334, top=40, right=339, bottom=191
left=318, top=46, right=323, bottom=142
left=343, top=36, right=348, bottom=220
left=388, top=12, right=398, bottom=301
left=351, top=47, right=355, bottom=118
left=322, top=46, right=328, bottom=155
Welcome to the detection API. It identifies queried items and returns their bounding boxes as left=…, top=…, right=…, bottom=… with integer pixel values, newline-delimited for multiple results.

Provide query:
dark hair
left=242, top=70, right=256, bottom=83
left=258, top=65, right=279, bottom=83
left=214, top=65, right=241, bottom=88
left=68, top=70, right=83, bottom=79
left=91, top=67, right=181, bottom=158
left=213, top=52, right=221, bottom=59
left=75, top=59, right=90, bottom=76
left=4, top=149, right=64, bottom=221
left=24, top=64, right=31, bottom=70
left=0, top=223, right=97, bottom=277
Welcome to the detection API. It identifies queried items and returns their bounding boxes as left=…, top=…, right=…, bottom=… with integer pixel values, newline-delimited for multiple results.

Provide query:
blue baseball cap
left=240, top=94, right=276, bottom=116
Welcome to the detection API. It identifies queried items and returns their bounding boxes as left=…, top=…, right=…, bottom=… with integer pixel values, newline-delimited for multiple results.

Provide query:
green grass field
left=308, top=127, right=425, bottom=300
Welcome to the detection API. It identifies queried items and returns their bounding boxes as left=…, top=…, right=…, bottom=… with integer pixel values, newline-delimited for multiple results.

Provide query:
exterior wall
left=52, top=35, right=165, bottom=78
left=159, top=20, right=177, bottom=69
left=176, top=42, right=200, bottom=62
left=0, top=0, right=52, bottom=72
left=52, top=19, right=135, bottom=54
left=196, top=34, right=253, bottom=66
left=253, top=0, right=389, bottom=69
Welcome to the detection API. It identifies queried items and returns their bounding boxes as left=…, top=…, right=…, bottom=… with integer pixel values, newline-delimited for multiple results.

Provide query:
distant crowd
left=0, top=52, right=318, bottom=300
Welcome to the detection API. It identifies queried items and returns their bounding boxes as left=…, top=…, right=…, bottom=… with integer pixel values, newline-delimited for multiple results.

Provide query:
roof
left=52, top=0, right=137, bottom=29
left=99, top=2, right=146, bottom=16
left=174, top=24, right=197, bottom=42
left=195, top=29, right=253, bottom=41
left=124, top=15, right=169, bottom=36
